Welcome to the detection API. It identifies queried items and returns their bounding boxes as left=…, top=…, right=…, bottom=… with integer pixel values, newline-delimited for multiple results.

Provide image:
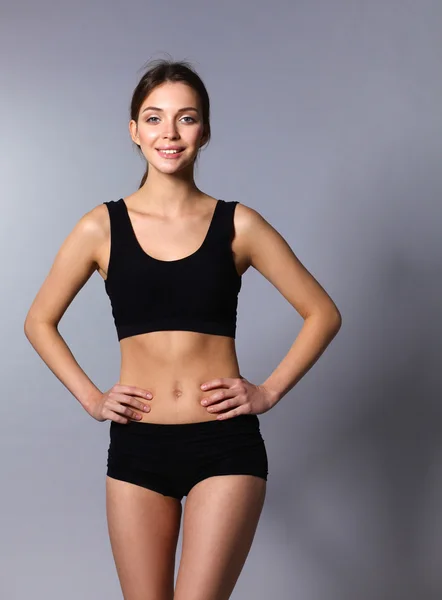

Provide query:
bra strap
left=207, top=200, right=239, bottom=246
left=103, top=199, right=138, bottom=258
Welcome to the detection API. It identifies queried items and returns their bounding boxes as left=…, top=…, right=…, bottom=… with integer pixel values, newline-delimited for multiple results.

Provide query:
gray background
left=2, top=0, right=442, bottom=598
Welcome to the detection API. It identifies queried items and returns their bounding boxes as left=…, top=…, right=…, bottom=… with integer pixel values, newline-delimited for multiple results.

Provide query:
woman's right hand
left=88, top=384, right=153, bottom=423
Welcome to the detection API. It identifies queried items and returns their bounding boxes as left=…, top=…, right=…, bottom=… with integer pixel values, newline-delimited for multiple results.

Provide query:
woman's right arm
left=24, top=206, right=106, bottom=415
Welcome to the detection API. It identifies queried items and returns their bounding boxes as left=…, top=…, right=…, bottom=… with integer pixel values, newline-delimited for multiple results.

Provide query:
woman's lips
left=156, top=149, right=184, bottom=159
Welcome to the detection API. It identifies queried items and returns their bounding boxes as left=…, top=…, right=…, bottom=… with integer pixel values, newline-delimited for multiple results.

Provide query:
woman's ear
left=129, top=120, right=140, bottom=145
left=199, top=124, right=209, bottom=147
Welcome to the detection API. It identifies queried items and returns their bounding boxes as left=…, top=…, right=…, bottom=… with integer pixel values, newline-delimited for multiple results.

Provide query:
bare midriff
left=118, top=331, right=241, bottom=424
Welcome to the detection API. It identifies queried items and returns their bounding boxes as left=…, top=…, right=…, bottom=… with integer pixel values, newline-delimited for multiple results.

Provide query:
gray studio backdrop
left=2, top=1, right=442, bottom=599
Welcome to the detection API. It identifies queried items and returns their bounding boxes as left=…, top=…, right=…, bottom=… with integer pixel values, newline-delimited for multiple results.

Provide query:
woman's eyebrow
left=141, top=106, right=199, bottom=114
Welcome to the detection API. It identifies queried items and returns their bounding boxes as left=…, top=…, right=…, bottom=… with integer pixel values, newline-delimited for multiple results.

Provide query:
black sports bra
left=103, top=198, right=242, bottom=341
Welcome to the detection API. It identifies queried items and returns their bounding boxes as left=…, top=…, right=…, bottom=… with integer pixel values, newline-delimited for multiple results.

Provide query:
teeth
left=159, top=149, right=181, bottom=154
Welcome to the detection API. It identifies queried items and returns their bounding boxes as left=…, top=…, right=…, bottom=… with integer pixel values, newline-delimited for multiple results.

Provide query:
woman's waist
left=123, top=396, right=221, bottom=424
left=117, top=349, right=241, bottom=424
left=118, top=367, right=239, bottom=409
left=118, top=331, right=240, bottom=423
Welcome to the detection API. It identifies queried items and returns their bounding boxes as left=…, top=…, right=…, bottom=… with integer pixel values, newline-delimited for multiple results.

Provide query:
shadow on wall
left=262, top=138, right=442, bottom=600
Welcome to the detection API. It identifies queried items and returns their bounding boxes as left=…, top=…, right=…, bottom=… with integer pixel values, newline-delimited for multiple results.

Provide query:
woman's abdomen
left=118, top=331, right=241, bottom=424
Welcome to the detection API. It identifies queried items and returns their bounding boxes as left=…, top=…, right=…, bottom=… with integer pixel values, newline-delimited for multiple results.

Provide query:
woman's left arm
left=239, top=203, right=342, bottom=408
left=200, top=203, right=342, bottom=418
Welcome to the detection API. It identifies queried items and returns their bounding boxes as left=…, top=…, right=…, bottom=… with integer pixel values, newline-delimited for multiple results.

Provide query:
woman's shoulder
left=67, top=201, right=116, bottom=256
left=230, top=200, right=269, bottom=233
left=82, top=201, right=113, bottom=237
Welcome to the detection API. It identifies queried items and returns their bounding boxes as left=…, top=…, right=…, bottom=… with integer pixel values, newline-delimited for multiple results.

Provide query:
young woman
left=24, top=59, right=342, bottom=600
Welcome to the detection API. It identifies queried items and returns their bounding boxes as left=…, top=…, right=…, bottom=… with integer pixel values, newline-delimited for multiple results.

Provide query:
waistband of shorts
left=110, top=413, right=260, bottom=437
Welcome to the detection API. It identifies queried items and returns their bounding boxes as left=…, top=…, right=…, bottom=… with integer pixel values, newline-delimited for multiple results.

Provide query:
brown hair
left=129, top=56, right=211, bottom=189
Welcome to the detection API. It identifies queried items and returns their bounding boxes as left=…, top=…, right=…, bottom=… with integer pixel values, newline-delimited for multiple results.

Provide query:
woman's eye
left=145, top=116, right=195, bottom=123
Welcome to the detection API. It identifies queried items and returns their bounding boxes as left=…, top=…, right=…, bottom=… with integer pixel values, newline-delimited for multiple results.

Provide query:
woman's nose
left=162, top=121, right=179, bottom=137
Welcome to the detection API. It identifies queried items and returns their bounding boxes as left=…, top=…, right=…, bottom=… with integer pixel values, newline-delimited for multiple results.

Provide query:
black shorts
left=106, top=413, right=268, bottom=501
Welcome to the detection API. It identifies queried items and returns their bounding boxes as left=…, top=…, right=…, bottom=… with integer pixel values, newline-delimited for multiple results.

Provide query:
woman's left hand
left=200, top=376, right=277, bottom=420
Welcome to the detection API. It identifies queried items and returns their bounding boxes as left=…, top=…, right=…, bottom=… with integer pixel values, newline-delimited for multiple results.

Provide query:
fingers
left=201, top=377, right=241, bottom=390
left=109, top=399, right=147, bottom=423
left=201, top=389, right=237, bottom=412
left=108, top=385, right=153, bottom=424
left=116, top=384, right=153, bottom=400
left=205, top=399, right=234, bottom=413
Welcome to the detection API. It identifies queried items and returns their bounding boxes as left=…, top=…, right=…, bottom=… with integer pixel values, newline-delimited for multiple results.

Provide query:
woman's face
left=130, top=81, right=207, bottom=174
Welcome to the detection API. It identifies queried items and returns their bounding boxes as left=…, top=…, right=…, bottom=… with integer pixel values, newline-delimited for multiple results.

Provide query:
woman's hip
left=107, top=413, right=268, bottom=476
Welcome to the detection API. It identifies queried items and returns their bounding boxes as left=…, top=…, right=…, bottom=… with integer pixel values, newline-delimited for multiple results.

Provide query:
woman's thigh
left=106, top=476, right=182, bottom=600
left=174, top=474, right=267, bottom=600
